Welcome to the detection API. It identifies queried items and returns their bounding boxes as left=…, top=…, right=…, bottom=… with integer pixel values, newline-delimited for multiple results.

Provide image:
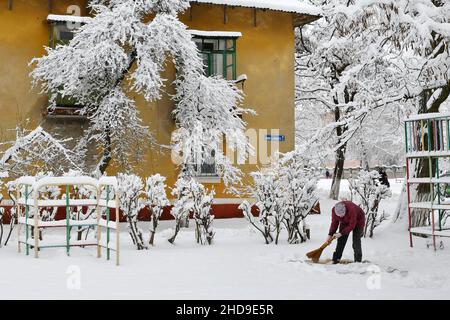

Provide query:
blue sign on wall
left=265, top=135, right=286, bottom=142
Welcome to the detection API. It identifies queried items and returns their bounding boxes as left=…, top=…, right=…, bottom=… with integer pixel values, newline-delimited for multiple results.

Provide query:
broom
left=306, top=236, right=336, bottom=263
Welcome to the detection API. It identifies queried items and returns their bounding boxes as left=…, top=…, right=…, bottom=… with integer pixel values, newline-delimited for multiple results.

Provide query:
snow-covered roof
left=46, top=0, right=321, bottom=26
left=47, top=14, right=92, bottom=24
left=190, top=30, right=242, bottom=38
left=191, top=0, right=322, bottom=16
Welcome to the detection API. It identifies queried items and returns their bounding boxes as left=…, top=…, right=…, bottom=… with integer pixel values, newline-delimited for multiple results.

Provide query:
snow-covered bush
left=240, top=151, right=318, bottom=244
left=64, top=170, right=97, bottom=241
left=168, top=177, right=215, bottom=245
left=0, top=172, right=6, bottom=247
left=117, top=173, right=146, bottom=250
left=25, top=172, right=61, bottom=242
left=0, top=124, right=81, bottom=245
left=144, top=174, right=169, bottom=246
left=277, top=152, right=319, bottom=244
left=0, top=126, right=82, bottom=178
left=168, top=177, right=192, bottom=244
left=189, top=180, right=215, bottom=245
left=240, top=172, right=278, bottom=244
left=36, top=172, right=61, bottom=224
left=349, top=170, right=392, bottom=238
left=3, top=180, right=17, bottom=246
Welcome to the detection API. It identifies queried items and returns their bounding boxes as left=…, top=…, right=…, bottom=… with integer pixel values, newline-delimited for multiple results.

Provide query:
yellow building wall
left=0, top=1, right=296, bottom=199
left=0, top=0, right=88, bottom=133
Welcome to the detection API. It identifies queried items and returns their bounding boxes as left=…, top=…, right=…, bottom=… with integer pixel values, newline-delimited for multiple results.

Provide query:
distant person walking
left=325, top=169, right=331, bottom=179
left=378, top=168, right=390, bottom=188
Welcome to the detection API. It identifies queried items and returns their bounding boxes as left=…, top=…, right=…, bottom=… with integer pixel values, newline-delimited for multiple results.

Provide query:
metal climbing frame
left=16, top=176, right=120, bottom=265
left=405, top=113, right=450, bottom=250
left=97, top=178, right=120, bottom=266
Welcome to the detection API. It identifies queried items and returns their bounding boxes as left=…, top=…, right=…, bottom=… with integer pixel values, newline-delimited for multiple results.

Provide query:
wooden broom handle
left=323, top=235, right=336, bottom=248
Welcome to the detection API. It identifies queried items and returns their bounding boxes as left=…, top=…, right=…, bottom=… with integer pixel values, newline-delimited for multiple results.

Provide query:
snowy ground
left=2, top=178, right=450, bottom=300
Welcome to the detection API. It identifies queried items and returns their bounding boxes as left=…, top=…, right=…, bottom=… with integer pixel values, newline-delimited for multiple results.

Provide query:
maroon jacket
left=328, top=201, right=365, bottom=236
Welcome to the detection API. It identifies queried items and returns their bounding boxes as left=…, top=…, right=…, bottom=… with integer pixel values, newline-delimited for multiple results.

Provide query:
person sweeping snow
left=327, top=201, right=365, bottom=263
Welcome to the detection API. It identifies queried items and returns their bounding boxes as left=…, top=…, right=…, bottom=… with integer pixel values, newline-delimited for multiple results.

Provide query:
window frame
left=193, top=36, right=237, bottom=81
left=191, top=146, right=218, bottom=178
left=188, top=137, right=227, bottom=179
left=48, top=21, right=83, bottom=109
left=49, top=22, right=76, bottom=48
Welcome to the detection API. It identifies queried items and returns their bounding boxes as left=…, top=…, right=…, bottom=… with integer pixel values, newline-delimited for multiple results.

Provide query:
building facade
left=0, top=0, right=320, bottom=217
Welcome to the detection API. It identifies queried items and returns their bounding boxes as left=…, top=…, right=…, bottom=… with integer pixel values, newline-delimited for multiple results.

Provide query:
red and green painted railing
left=404, top=113, right=450, bottom=250
left=404, top=114, right=450, bottom=154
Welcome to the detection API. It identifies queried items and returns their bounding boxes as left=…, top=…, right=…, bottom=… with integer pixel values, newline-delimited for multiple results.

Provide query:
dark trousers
left=332, top=226, right=363, bottom=263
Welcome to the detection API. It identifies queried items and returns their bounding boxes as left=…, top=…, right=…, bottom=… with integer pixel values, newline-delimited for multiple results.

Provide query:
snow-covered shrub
left=117, top=173, right=146, bottom=250
left=189, top=180, right=215, bottom=245
left=3, top=180, right=16, bottom=246
left=64, top=170, right=97, bottom=241
left=29, top=172, right=61, bottom=241
left=36, top=172, right=61, bottom=224
left=240, top=151, right=318, bottom=244
left=239, top=172, right=278, bottom=244
left=0, top=172, right=6, bottom=247
left=0, top=126, right=82, bottom=178
left=277, top=152, right=318, bottom=244
left=144, top=174, right=170, bottom=246
left=168, top=177, right=215, bottom=245
left=349, top=170, right=392, bottom=238
left=168, top=177, right=192, bottom=244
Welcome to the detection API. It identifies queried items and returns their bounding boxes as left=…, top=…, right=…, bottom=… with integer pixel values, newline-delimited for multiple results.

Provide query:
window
left=50, top=22, right=75, bottom=48
left=191, top=147, right=218, bottom=177
left=189, top=33, right=240, bottom=179
left=193, top=37, right=237, bottom=80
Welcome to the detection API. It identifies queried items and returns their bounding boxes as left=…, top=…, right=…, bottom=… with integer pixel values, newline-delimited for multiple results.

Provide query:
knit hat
left=334, top=202, right=346, bottom=217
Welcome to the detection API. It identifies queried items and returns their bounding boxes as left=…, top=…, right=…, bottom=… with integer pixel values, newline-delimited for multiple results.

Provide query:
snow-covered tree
left=362, top=0, right=450, bottom=225
left=0, top=126, right=82, bottom=178
left=277, top=151, right=318, bottom=244
left=349, top=170, right=392, bottom=237
left=31, top=0, right=253, bottom=184
left=144, top=174, right=169, bottom=246
left=358, top=0, right=450, bottom=114
left=117, top=173, right=146, bottom=250
left=168, top=176, right=215, bottom=245
left=296, top=0, right=423, bottom=199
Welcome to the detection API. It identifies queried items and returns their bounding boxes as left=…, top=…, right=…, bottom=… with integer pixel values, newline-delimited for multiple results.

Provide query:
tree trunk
left=98, top=127, right=112, bottom=174
left=149, top=216, right=158, bottom=246
left=96, top=51, right=137, bottom=174
left=168, top=221, right=181, bottom=244
left=330, top=107, right=347, bottom=200
left=330, top=145, right=346, bottom=200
